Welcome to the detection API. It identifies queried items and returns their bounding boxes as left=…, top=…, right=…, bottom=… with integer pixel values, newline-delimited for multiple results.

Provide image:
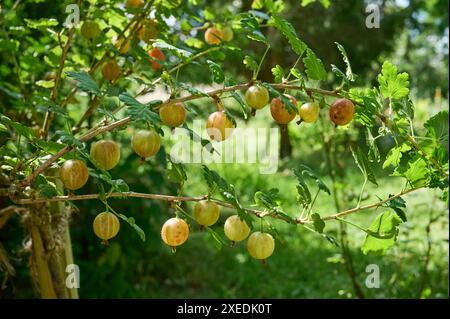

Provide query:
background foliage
left=0, top=0, right=448, bottom=298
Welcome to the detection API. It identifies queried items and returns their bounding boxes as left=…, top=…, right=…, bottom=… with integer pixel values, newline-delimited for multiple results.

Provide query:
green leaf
left=393, top=155, right=429, bottom=187
left=24, top=18, right=59, bottom=30
left=243, top=55, right=258, bottom=73
left=268, top=14, right=307, bottom=56
left=362, top=211, right=403, bottom=255
left=386, top=195, right=407, bottom=222
left=351, top=146, right=378, bottom=186
left=206, top=60, right=224, bottom=83
left=254, top=190, right=296, bottom=224
left=116, top=213, right=145, bottom=242
left=202, top=165, right=253, bottom=228
left=311, top=213, right=325, bottom=233
left=66, top=71, right=102, bottom=96
left=153, top=39, right=193, bottom=58
left=378, top=61, right=410, bottom=100
left=167, top=160, right=187, bottom=183
left=365, top=128, right=380, bottom=163
left=271, top=65, right=284, bottom=83
left=335, top=42, right=354, bottom=81
left=177, top=83, right=209, bottom=97
left=298, top=165, right=331, bottom=194
left=0, top=115, right=35, bottom=140
left=303, top=49, right=327, bottom=81
left=424, top=110, right=449, bottom=154
left=383, top=143, right=411, bottom=169
left=120, top=93, right=161, bottom=124
left=240, top=13, right=267, bottom=44
left=228, top=90, right=249, bottom=119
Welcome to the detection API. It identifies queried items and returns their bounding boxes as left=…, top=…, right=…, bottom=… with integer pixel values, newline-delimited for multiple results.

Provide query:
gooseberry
left=329, top=98, right=355, bottom=126
left=247, top=231, right=275, bottom=262
left=299, top=101, right=320, bottom=123
left=80, top=21, right=101, bottom=40
left=159, top=102, right=186, bottom=127
left=93, top=212, right=120, bottom=244
left=206, top=111, right=234, bottom=142
left=131, top=129, right=161, bottom=159
left=221, top=26, right=234, bottom=42
left=101, top=60, right=121, bottom=82
left=245, top=85, right=269, bottom=110
left=125, top=0, right=144, bottom=8
left=137, top=20, right=157, bottom=43
left=270, top=95, right=297, bottom=124
left=224, top=215, right=251, bottom=243
left=59, top=159, right=89, bottom=191
left=148, top=47, right=165, bottom=71
left=90, top=140, right=121, bottom=170
left=204, top=27, right=223, bottom=45
left=193, top=200, right=220, bottom=227
left=161, top=217, right=189, bottom=252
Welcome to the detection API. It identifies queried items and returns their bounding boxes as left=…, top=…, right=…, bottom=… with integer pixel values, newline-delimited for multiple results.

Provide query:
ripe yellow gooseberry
left=193, top=200, right=220, bottom=227
left=299, top=101, right=320, bottom=123
left=131, top=129, right=161, bottom=159
left=161, top=217, right=189, bottom=252
left=221, top=26, right=234, bottom=42
left=93, top=212, right=120, bottom=244
left=247, top=231, right=275, bottom=262
left=270, top=95, right=297, bottom=124
left=59, top=159, right=89, bottom=191
left=125, top=0, right=144, bottom=8
left=101, top=60, right=121, bottom=82
left=224, top=215, right=251, bottom=244
left=159, top=102, right=186, bottom=127
left=80, top=20, right=101, bottom=40
left=204, top=27, right=224, bottom=45
left=90, top=140, right=121, bottom=170
left=245, top=85, right=269, bottom=110
left=206, top=111, right=234, bottom=142
left=329, top=98, right=355, bottom=126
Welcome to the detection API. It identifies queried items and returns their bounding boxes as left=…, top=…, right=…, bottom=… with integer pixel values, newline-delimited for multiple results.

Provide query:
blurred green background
left=0, top=0, right=448, bottom=298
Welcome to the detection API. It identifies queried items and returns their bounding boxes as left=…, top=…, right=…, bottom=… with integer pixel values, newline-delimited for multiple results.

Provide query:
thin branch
left=41, top=1, right=81, bottom=139
left=320, top=186, right=424, bottom=221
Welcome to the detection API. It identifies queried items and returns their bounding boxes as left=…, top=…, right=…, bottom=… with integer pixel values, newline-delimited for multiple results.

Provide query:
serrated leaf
left=424, top=110, right=449, bottom=154
left=240, top=13, right=267, bottom=44
left=268, top=14, right=307, bottom=56
left=362, top=211, right=403, bottom=255
left=271, top=65, right=284, bottom=83
left=25, top=18, right=59, bottom=30
left=311, top=213, right=325, bottom=233
left=153, top=39, right=193, bottom=58
left=0, top=115, right=35, bottom=140
left=393, top=155, right=429, bottom=187
left=335, top=42, right=354, bottom=81
left=66, top=71, right=101, bottom=96
left=206, top=60, right=224, bottom=83
left=303, top=49, right=327, bottom=81
left=120, top=93, right=161, bottom=124
left=383, top=143, right=411, bottom=169
left=177, top=83, right=209, bottom=97
left=243, top=55, right=258, bottom=73
left=378, top=61, right=410, bottom=100
left=351, top=146, right=378, bottom=186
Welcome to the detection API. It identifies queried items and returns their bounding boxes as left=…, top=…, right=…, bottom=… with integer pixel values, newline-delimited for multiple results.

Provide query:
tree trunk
left=279, top=124, right=292, bottom=159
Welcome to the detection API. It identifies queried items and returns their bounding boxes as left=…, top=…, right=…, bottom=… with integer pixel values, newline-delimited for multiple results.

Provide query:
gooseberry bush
left=0, top=0, right=448, bottom=298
